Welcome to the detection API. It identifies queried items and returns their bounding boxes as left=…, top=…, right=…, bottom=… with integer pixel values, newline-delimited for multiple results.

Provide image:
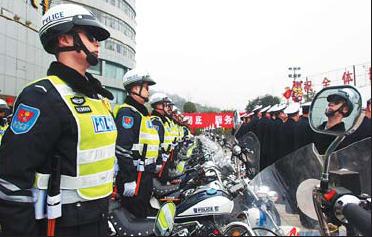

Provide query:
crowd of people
left=0, top=3, right=192, bottom=236
left=235, top=96, right=371, bottom=171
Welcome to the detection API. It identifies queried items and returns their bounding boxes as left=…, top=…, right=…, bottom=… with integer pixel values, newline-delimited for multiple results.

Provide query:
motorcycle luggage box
left=176, top=189, right=233, bottom=218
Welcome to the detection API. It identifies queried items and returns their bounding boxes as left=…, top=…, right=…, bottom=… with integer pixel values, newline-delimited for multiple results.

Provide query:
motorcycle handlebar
left=342, top=203, right=371, bottom=236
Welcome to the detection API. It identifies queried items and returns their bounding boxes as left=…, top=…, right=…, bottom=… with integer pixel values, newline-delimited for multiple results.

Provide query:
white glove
left=155, top=165, right=162, bottom=173
left=162, top=153, right=169, bottom=162
left=123, top=181, right=136, bottom=197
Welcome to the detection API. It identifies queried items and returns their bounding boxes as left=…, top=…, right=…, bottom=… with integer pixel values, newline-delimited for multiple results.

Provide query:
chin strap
left=325, top=103, right=347, bottom=118
left=130, top=83, right=149, bottom=102
left=55, top=30, right=99, bottom=66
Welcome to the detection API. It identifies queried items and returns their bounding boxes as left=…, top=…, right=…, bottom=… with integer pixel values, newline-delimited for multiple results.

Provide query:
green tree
left=245, top=94, right=281, bottom=111
left=221, top=109, right=235, bottom=113
left=183, top=101, right=197, bottom=113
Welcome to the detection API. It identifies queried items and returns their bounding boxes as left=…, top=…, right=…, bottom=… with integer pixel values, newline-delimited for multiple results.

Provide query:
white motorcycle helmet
left=122, top=68, right=156, bottom=102
left=122, top=68, right=156, bottom=90
left=149, top=93, right=168, bottom=108
left=39, top=4, right=110, bottom=65
left=0, top=99, right=10, bottom=112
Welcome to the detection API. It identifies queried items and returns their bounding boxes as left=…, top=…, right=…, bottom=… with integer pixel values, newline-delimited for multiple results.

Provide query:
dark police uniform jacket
left=278, top=117, right=297, bottom=159
left=269, top=117, right=284, bottom=165
left=314, top=121, right=345, bottom=154
left=338, top=116, right=372, bottom=149
left=294, top=116, right=315, bottom=150
left=0, top=62, right=115, bottom=235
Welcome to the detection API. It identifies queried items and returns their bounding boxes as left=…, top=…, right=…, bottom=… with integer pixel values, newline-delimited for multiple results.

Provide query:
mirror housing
left=309, top=85, right=362, bottom=136
left=154, top=202, right=176, bottom=236
left=233, top=110, right=241, bottom=130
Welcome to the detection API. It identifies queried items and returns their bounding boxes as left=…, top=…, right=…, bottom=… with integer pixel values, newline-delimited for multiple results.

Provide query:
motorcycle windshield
left=214, top=143, right=323, bottom=236
left=238, top=132, right=260, bottom=179
left=329, top=137, right=372, bottom=196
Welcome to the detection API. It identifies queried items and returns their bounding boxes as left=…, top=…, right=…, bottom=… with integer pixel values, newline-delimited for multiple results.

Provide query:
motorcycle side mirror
left=309, top=85, right=362, bottom=136
left=154, top=202, right=176, bottom=236
left=309, top=86, right=363, bottom=191
left=233, top=110, right=242, bottom=138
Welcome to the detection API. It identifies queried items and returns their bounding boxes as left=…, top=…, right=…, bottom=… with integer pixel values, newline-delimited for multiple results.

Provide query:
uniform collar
left=47, top=62, right=113, bottom=100
left=125, top=96, right=149, bottom=116
left=151, top=110, right=167, bottom=124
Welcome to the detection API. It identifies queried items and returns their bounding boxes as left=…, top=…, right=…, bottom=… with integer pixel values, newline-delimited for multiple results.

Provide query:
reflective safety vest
left=114, top=104, right=160, bottom=166
left=152, top=116, right=173, bottom=151
left=179, top=125, right=184, bottom=141
left=186, top=140, right=196, bottom=158
left=166, top=117, right=178, bottom=144
left=0, top=124, right=8, bottom=144
left=173, top=122, right=181, bottom=142
left=34, top=76, right=117, bottom=200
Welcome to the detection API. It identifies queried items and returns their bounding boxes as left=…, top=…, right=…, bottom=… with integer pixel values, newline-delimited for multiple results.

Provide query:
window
left=87, top=60, right=102, bottom=75
left=106, top=87, right=126, bottom=105
left=104, top=61, right=128, bottom=82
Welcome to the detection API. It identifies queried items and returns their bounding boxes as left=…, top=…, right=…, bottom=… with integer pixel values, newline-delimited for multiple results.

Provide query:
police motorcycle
left=152, top=135, right=230, bottom=200
left=296, top=85, right=372, bottom=236
left=149, top=135, right=249, bottom=236
left=107, top=139, right=200, bottom=236
left=212, top=85, right=371, bottom=236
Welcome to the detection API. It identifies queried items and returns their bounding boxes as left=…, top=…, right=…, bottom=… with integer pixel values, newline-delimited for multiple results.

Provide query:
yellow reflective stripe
left=78, top=182, right=113, bottom=200
left=80, top=157, right=114, bottom=176
left=177, top=161, right=185, bottom=173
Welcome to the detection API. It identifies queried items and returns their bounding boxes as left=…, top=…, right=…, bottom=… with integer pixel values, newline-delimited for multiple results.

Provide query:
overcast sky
left=135, top=0, right=371, bottom=111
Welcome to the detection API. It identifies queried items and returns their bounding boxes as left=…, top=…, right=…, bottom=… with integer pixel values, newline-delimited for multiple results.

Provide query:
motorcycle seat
left=108, top=200, right=154, bottom=236
left=178, top=154, right=190, bottom=161
left=153, top=178, right=180, bottom=198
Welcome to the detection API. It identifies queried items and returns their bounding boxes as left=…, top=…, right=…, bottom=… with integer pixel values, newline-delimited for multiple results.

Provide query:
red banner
left=182, top=113, right=235, bottom=129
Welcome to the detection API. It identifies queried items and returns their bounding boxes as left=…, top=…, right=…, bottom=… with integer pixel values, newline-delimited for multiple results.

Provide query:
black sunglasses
left=75, top=30, right=98, bottom=43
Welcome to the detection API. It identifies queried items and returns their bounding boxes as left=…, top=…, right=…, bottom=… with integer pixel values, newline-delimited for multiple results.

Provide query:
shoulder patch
left=122, top=116, right=134, bottom=129
left=11, top=103, right=40, bottom=134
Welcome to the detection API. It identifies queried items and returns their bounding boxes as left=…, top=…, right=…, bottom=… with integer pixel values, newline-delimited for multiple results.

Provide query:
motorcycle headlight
left=256, top=186, right=270, bottom=199
left=267, top=191, right=279, bottom=203
left=232, top=145, right=242, bottom=156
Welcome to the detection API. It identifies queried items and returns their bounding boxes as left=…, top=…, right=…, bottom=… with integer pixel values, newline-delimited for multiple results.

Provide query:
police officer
left=278, top=103, right=301, bottom=159
left=267, top=104, right=287, bottom=165
left=113, top=68, right=159, bottom=218
left=0, top=99, right=10, bottom=144
left=338, top=98, right=372, bottom=149
left=0, top=4, right=116, bottom=236
left=149, top=93, right=173, bottom=184
left=248, top=105, right=262, bottom=134
left=256, top=105, right=271, bottom=170
left=314, top=90, right=354, bottom=154
left=261, top=105, right=277, bottom=169
left=235, top=113, right=250, bottom=139
left=294, top=102, right=315, bottom=150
